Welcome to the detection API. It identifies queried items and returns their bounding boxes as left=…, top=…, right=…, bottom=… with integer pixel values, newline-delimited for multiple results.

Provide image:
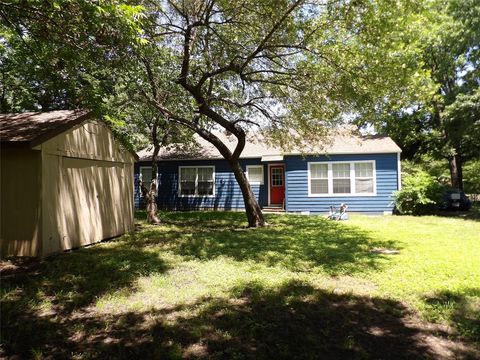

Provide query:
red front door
left=270, top=165, right=285, bottom=205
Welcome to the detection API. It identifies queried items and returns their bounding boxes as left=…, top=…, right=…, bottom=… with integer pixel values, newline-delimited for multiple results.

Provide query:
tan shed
left=0, top=110, right=136, bottom=258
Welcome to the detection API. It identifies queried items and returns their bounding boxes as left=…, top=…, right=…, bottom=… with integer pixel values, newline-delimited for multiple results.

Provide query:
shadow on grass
left=135, top=211, right=400, bottom=275
left=1, top=242, right=168, bottom=356
left=423, top=288, right=480, bottom=342
left=2, top=279, right=477, bottom=359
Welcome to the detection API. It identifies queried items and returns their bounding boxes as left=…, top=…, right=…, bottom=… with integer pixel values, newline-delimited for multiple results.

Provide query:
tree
left=364, top=0, right=480, bottom=190
left=1, top=0, right=195, bottom=224
left=121, top=0, right=427, bottom=227
left=2, top=0, right=431, bottom=226
left=104, top=90, right=195, bottom=224
left=0, top=0, right=144, bottom=112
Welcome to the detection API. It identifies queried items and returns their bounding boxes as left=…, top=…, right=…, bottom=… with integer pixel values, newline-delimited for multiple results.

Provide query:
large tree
left=104, top=88, right=195, bottom=224
left=0, top=0, right=145, bottom=112
left=120, top=0, right=424, bottom=227
left=364, top=0, right=480, bottom=189
left=1, top=0, right=427, bottom=226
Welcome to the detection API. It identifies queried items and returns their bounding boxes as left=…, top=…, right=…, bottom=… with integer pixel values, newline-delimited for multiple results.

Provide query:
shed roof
left=0, top=110, right=91, bottom=147
left=137, top=130, right=401, bottom=161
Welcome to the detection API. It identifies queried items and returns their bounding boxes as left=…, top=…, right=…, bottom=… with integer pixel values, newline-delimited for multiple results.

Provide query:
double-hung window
left=354, top=162, right=374, bottom=193
left=332, top=163, right=351, bottom=194
left=179, top=166, right=215, bottom=197
left=246, top=165, right=264, bottom=185
left=309, top=163, right=328, bottom=194
left=140, top=167, right=153, bottom=187
left=308, top=161, right=376, bottom=196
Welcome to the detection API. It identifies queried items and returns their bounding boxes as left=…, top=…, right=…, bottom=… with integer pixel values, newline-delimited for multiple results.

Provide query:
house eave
left=137, top=150, right=402, bottom=162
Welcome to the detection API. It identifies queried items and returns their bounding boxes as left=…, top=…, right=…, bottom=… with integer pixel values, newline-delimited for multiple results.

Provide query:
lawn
left=1, top=211, right=479, bottom=359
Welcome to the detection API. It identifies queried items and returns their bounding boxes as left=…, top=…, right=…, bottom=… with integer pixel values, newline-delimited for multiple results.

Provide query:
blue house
left=135, top=131, right=401, bottom=214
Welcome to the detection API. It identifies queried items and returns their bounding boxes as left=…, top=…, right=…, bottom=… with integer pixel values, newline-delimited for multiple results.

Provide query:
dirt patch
left=370, top=247, right=401, bottom=255
left=0, top=257, right=41, bottom=276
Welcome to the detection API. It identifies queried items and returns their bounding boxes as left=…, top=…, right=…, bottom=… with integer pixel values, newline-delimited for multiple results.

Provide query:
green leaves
left=0, top=0, right=145, bottom=112
left=394, top=168, right=446, bottom=215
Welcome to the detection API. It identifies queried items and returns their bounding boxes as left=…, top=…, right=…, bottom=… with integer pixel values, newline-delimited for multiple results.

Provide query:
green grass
left=1, top=211, right=479, bottom=359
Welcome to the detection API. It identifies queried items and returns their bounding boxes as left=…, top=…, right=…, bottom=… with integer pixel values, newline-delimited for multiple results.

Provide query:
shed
left=1, top=110, right=136, bottom=257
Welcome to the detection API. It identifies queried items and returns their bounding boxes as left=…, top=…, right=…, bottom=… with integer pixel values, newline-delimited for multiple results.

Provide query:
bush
left=464, top=160, right=480, bottom=196
left=394, top=169, right=446, bottom=215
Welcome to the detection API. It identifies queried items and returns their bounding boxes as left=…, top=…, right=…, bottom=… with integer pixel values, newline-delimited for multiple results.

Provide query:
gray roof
left=0, top=110, right=91, bottom=146
left=137, top=130, right=401, bottom=161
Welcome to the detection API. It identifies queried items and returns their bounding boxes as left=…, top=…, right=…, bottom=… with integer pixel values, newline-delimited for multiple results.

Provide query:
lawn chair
left=328, top=203, right=349, bottom=220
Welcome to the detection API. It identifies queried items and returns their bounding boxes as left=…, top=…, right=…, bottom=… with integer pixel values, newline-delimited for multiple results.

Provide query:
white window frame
left=307, top=160, right=376, bottom=197
left=178, top=165, right=215, bottom=197
left=246, top=165, right=264, bottom=185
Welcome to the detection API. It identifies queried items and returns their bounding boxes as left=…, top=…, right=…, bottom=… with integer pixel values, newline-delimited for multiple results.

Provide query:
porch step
left=262, top=206, right=285, bottom=213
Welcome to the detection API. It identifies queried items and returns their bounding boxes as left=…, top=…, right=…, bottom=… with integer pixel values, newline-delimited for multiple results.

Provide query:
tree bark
left=180, top=122, right=266, bottom=228
left=448, top=153, right=463, bottom=190
left=229, top=159, right=266, bottom=227
left=142, top=123, right=161, bottom=225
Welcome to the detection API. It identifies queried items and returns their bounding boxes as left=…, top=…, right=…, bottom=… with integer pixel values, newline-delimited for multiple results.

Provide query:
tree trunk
left=141, top=179, right=161, bottom=224
left=229, top=159, right=266, bottom=227
left=448, top=153, right=463, bottom=190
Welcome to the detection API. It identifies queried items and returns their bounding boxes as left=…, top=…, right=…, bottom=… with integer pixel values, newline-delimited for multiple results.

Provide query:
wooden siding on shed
left=1, top=148, right=43, bottom=257
left=284, top=154, right=399, bottom=213
left=40, top=120, right=135, bottom=256
left=39, top=120, right=133, bottom=163
left=42, top=156, right=134, bottom=256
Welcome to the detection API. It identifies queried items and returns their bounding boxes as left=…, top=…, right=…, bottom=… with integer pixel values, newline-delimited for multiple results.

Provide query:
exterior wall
left=285, top=153, right=399, bottom=213
left=40, top=120, right=135, bottom=256
left=135, top=159, right=269, bottom=210
left=39, top=120, right=133, bottom=163
left=1, top=147, right=43, bottom=257
left=135, top=153, right=399, bottom=214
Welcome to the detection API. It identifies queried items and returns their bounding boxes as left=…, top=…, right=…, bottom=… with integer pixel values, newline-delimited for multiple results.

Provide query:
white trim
left=246, top=165, right=264, bottom=185
left=397, top=153, right=402, bottom=190
left=307, top=162, right=329, bottom=196
left=261, top=155, right=284, bottom=162
left=178, top=165, right=216, bottom=198
left=267, top=163, right=285, bottom=206
left=307, top=160, right=377, bottom=197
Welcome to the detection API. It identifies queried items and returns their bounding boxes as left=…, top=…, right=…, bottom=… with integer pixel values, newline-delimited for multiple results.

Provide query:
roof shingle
left=0, top=110, right=91, bottom=146
left=137, top=131, right=401, bottom=161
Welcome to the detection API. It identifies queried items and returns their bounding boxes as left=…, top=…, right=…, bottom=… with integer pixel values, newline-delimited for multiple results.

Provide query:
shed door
left=55, top=158, right=131, bottom=250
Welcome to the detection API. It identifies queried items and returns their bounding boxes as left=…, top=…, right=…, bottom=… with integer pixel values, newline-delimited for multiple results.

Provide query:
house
left=135, top=130, right=401, bottom=214
left=0, top=110, right=136, bottom=258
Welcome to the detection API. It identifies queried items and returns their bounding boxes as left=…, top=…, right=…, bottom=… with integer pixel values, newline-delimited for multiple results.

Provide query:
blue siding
left=135, top=159, right=269, bottom=210
left=134, top=153, right=399, bottom=213
left=285, top=154, right=399, bottom=213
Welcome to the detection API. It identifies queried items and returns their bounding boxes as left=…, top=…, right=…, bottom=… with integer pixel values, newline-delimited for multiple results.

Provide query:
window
left=309, top=163, right=328, bottom=194
left=246, top=165, right=264, bottom=184
left=271, top=167, right=284, bottom=186
left=179, top=166, right=215, bottom=197
left=355, top=162, right=374, bottom=193
left=332, top=163, right=351, bottom=194
left=308, top=161, right=376, bottom=196
left=140, top=167, right=153, bottom=186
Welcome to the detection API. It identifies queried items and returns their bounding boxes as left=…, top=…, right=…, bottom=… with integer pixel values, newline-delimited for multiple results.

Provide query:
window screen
left=332, top=163, right=351, bottom=194
left=247, top=166, right=264, bottom=184
left=179, top=167, right=214, bottom=196
left=309, top=163, right=328, bottom=194
left=355, top=163, right=374, bottom=193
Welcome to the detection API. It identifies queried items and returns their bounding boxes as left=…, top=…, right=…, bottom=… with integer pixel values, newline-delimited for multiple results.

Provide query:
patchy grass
left=1, top=211, right=479, bottom=359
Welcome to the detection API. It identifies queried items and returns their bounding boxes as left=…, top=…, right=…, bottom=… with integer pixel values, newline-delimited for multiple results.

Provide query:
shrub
left=464, top=160, right=480, bottom=196
left=394, top=169, right=446, bottom=215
